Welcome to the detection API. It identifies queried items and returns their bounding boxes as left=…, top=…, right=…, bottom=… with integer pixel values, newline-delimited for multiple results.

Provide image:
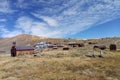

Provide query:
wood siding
left=16, top=50, right=34, bottom=56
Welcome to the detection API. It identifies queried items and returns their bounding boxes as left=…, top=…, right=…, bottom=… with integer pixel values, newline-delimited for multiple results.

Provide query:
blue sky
left=0, top=0, right=120, bottom=39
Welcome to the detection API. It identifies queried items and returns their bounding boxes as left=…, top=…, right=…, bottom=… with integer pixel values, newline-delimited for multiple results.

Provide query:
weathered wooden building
left=15, top=46, right=34, bottom=56
left=11, top=42, right=34, bottom=56
left=11, top=46, right=34, bottom=56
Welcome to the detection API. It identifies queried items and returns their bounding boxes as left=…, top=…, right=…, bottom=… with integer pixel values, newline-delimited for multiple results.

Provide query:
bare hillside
left=0, top=34, right=44, bottom=53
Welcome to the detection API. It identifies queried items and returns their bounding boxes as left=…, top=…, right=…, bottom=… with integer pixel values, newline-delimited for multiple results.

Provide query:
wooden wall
left=16, top=50, right=34, bottom=56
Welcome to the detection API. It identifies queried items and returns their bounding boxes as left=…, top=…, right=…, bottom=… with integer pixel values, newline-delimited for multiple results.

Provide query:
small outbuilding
left=109, top=44, right=117, bottom=51
left=63, top=47, right=69, bottom=50
left=78, top=43, right=84, bottom=47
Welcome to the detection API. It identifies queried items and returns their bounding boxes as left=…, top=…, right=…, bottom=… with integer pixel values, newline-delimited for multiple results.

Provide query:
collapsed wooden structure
left=68, top=42, right=84, bottom=47
left=93, top=45, right=106, bottom=57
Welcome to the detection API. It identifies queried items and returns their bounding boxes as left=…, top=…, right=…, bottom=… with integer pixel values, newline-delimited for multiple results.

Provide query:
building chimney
left=13, top=42, right=16, bottom=47
left=11, top=42, right=16, bottom=57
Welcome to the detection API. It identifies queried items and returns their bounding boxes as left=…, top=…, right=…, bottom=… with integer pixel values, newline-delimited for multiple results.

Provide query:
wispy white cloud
left=15, top=0, right=29, bottom=9
left=40, top=16, right=58, bottom=27
left=15, top=16, right=62, bottom=37
left=32, top=13, right=58, bottom=27
left=0, top=26, right=22, bottom=37
left=30, top=24, right=62, bottom=37
left=63, top=10, right=77, bottom=15
left=0, top=0, right=14, bottom=13
left=15, top=16, right=33, bottom=33
left=0, top=26, right=9, bottom=33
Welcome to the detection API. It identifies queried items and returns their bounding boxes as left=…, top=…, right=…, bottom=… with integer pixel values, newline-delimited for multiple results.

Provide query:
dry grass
left=0, top=47, right=120, bottom=80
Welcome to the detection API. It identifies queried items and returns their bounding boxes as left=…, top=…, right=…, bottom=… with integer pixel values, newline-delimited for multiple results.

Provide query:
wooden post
left=100, top=50, right=102, bottom=56
left=99, top=50, right=103, bottom=58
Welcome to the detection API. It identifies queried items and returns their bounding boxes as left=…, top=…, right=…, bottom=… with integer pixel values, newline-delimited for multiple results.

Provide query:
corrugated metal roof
left=15, top=46, right=34, bottom=51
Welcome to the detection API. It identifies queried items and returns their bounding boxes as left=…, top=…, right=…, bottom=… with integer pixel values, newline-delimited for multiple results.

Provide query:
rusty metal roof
left=15, top=46, right=34, bottom=51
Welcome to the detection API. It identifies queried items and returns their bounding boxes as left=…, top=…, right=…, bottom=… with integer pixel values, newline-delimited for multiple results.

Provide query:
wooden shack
left=63, top=47, right=69, bottom=50
left=109, top=44, right=117, bottom=51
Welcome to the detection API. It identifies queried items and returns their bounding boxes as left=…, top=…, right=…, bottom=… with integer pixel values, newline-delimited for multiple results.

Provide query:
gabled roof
left=15, top=46, right=34, bottom=51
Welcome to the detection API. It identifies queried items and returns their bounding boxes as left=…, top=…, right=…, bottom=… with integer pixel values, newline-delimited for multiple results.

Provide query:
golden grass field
left=0, top=47, right=120, bottom=80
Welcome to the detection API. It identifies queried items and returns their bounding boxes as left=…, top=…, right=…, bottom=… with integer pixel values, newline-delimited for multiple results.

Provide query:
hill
left=0, top=34, right=44, bottom=54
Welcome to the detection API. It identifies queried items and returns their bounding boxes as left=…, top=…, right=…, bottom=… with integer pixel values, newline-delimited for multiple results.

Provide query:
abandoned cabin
left=11, top=42, right=34, bottom=57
